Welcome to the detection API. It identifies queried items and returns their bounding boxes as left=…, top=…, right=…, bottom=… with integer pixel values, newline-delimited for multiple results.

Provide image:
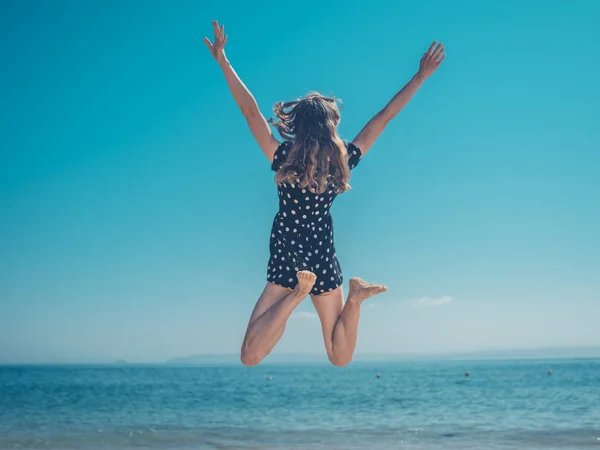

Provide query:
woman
left=204, top=21, right=445, bottom=366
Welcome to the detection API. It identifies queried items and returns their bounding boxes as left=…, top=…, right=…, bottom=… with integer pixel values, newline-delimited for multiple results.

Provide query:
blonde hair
left=269, top=92, right=351, bottom=194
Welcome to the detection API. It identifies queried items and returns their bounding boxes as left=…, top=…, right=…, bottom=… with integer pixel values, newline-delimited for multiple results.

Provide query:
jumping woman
left=204, top=20, right=445, bottom=366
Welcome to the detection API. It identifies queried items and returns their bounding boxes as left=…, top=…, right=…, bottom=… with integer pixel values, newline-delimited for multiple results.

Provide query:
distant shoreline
left=2, top=347, right=600, bottom=366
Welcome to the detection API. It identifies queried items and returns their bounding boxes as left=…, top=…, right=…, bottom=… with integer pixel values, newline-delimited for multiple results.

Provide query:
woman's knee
left=327, top=351, right=351, bottom=367
left=240, top=349, right=263, bottom=366
left=240, top=341, right=264, bottom=366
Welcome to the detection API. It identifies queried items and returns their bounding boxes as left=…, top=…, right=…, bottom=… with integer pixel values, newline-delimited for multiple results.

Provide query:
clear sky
left=1, top=0, right=599, bottom=363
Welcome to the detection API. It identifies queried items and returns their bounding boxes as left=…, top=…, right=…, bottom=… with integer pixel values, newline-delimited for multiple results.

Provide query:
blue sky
left=1, top=0, right=599, bottom=363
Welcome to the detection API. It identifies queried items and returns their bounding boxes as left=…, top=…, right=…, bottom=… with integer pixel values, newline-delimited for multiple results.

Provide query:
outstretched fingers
left=205, top=20, right=229, bottom=61
left=432, top=42, right=445, bottom=59
left=427, top=40, right=437, bottom=56
left=423, top=41, right=444, bottom=66
left=209, top=20, right=227, bottom=47
left=424, top=42, right=443, bottom=62
left=426, top=42, right=446, bottom=65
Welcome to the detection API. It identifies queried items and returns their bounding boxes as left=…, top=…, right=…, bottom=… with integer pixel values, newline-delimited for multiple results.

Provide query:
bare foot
left=348, top=277, right=387, bottom=304
left=294, top=270, right=317, bottom=298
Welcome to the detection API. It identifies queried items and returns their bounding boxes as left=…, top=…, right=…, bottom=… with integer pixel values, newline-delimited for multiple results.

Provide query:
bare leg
left=241, top=271, right=316, bottom=366
left=311, top=277, right=386, bottom=366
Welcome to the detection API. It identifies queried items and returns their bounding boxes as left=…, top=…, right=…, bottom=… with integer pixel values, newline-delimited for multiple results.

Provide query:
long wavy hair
left=268, top=92, right=351, bottom=194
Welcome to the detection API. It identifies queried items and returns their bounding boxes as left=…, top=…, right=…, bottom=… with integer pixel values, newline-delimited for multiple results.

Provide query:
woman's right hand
left=204, top=20, right=228, bottom=64
left=418, top=41, right=445, bottom=79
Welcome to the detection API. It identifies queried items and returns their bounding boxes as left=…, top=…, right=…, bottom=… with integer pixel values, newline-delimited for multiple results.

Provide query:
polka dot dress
left=267, top=140, right=362, bottom=295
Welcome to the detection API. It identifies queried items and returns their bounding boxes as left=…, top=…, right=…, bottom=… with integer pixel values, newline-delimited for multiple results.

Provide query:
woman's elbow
left=240, top=102, right=260, bottom=119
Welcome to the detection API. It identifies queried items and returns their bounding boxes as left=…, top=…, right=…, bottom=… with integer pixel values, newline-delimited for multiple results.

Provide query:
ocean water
left=1, top=359, right=600, bottom=449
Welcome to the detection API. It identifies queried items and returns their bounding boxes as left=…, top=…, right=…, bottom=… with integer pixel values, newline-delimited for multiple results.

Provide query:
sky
left=1, top=0, right=599, bottom=364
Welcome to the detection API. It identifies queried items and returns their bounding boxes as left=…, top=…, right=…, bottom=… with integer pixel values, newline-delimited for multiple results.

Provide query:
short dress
left=267, top=140, right=362, bottom=295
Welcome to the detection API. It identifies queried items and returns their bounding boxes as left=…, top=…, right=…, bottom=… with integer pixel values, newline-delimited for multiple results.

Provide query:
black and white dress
left=267, top=140, right=362, bottom=295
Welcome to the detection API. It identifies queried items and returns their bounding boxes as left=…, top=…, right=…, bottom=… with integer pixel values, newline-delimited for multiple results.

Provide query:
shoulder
left=345, top=140, right=361, bottom=156
left=344, top=140, right=362, bottom=170
left=271, top=140, right=293, bottom=171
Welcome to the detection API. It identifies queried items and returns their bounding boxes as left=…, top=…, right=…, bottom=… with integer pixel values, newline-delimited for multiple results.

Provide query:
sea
left=1, top=358, right=600, bottom=449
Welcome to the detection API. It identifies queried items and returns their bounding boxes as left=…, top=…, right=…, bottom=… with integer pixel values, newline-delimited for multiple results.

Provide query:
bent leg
left=311, top=278, right=387, bottom=367
left=310, top=287, right=348, bottom=366
left=241, top=271, right=316, bottom=366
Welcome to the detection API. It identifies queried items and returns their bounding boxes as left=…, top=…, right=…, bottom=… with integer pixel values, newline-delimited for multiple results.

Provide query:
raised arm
left=204, top=21, right=280, bottom=161
left=351, top=41, right=446, bottom=156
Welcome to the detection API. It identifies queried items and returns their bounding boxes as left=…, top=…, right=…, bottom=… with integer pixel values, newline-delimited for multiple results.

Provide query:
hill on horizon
left=166, top=346, right=600, bottom=365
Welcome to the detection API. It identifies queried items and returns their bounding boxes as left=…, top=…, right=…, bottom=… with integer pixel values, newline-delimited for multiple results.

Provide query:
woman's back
left=267, top=139, right=362, bottom=294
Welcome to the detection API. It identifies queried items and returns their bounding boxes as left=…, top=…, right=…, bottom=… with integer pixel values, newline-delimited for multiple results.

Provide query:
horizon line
left=2, top=345, right=600, bottom=366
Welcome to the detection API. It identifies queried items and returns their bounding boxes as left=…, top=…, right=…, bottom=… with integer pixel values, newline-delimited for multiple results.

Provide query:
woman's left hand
left=204, top=20, right=228, bottom=64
